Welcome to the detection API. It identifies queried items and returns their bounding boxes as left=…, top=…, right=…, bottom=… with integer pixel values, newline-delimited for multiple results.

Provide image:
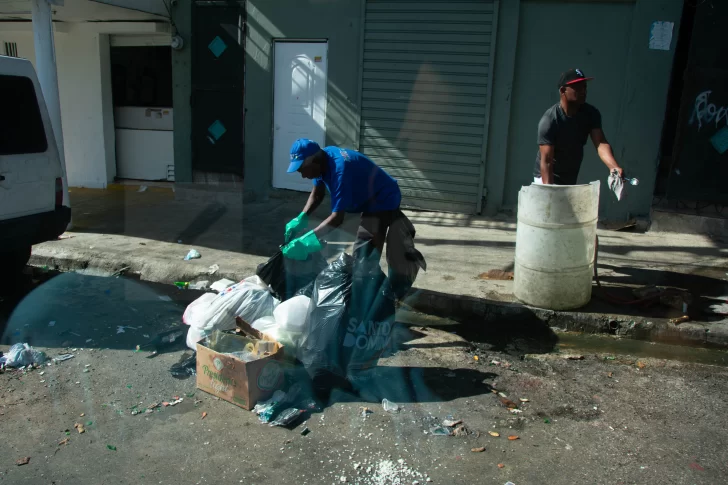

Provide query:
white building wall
left=55, top=28, right=115, bottom=188
left=0, top=26, right=130, bottom=188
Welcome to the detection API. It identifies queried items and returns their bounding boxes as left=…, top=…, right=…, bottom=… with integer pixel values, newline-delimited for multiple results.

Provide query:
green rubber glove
left=282, top=230, right=322, bottom=260
left=285, top=212, right=309, bottom=243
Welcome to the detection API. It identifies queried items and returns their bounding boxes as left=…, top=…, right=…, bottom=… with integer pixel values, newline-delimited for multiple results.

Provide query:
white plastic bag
left=183, top=279, right=279, bottom=350
left=251, top=316, right=279, bottom=339
left=273, top=295, right=310, bottom=334
left=4, top=343, right=47, bottom=367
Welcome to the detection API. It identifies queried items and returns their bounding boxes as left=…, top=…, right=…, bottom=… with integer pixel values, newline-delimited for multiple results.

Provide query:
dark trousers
left=352, top=210, right=400, bottom=265
left=352, top=209, right=424, bottom=299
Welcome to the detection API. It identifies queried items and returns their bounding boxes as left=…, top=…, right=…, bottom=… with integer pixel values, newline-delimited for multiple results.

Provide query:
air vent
left=4, top=42, right=18, bottom=57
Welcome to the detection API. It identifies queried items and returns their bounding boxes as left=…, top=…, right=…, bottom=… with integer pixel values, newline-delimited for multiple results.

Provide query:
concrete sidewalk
left=30, top=184, right=728, bottom=348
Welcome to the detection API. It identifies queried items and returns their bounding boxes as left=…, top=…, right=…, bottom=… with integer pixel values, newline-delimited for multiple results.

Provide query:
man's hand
left=284, top=212, right=308, bottom=243
left=282, top=230, right=322, bottom=260
left=613, top=166, right=624, bottom=178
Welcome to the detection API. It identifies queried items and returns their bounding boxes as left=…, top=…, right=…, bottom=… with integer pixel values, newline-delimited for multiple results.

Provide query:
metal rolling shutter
left=359, top=0, right=496, bottom=213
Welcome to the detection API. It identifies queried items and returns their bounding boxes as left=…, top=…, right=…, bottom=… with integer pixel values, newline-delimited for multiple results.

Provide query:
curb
left=30, top=246, right=728, bottom=351
left=403, top=289, right=728, bottom=351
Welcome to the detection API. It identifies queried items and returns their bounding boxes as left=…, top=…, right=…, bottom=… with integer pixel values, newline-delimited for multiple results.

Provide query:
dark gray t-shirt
left=533, top=103, right=601, bottom=185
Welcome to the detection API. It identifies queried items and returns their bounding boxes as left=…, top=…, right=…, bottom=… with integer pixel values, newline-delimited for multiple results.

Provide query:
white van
left=0, top=55, right=71, bottom=276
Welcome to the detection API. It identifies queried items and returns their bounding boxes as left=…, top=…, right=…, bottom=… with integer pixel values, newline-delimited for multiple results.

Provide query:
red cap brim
left=566, top=77, right=594, bottom=85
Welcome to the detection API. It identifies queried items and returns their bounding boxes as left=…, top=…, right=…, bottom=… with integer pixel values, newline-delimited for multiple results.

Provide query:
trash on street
left=489, top=431, right=500, bottom=437
left=184, top=249, right=201, bottom=260
left=3, top=343, right=47, bottom=367
left=382, top=399, right=400, bottom=413
left=270, top=408, right=305, bottom=427
left=196, top=323, right=284, bottom=410
left=189, top=280, right=209, bottom=291
left=210, top=278, right=235, bottom=293
left=471, top=447, right=486, bottom=453
left=15, top=457, right=30, bottom=466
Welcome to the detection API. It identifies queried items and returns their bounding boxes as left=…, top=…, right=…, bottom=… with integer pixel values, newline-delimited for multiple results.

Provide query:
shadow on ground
left=1, top=272, right=192, bottom=352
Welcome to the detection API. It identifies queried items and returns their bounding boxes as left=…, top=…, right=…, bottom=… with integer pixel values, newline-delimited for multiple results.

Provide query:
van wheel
left=3, top=246, right=31, bottom=277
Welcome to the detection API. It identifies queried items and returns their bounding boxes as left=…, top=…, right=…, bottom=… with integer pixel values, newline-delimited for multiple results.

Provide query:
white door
left=272, top=42, right=327, bottom=192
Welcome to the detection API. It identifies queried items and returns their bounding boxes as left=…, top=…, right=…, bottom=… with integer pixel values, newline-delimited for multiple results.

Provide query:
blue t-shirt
left=313, top=147, right=401, bottom=213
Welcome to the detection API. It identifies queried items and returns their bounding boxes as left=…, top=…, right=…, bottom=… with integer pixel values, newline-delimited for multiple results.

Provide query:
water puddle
left=555, top=331, right=728, bottom=367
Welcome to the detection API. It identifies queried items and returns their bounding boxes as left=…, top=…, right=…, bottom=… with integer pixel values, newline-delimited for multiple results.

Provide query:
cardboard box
left=196, top=330, right=285, bottom=410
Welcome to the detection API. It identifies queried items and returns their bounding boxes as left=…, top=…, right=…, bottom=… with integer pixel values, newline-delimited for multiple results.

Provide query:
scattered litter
left=474, top=355, right=479, bottom=361
left=80, top=413, right=85, bottom=417
left=189, top=281, right=209, bottom=291
left=58, top=234, right=74, bottom=240
left=607, top=372, right=613, bottom=378
left=519, top=398, right=529, bottom=403
left=158, top=295, right=173, bottom=302
left=85, top=339, right=93, bottom=343
left=489, top=431, right=500, bottom=437
left=106, top=445, right=117, bottom=451
left=184, top=249, right=201, bottom=261
left=497, top=463, right=505, bottom=469
left=52, top=354, right=74, bottom=363
left=636, top=361, right=647, bottom=369
left=429, top=426, right=452, bottom=436
left=442, top=419, right=462, bottom=427
left=471, top=447, right=486, bottom=453
left=169, top=352, right=197, bottom=378
left=453, top=425, right=468, bottom=437
left=478, top=269, right=514, bottom=280
left=270, top=408, right=305, bottom=427
left=382, top=399, right=400, bottom=413
left=137, top=185, right=148, bottom=192
left=174, top=281, right=190, bottom=290
left=499, top=397, right=518, bottom=409
left=563, top=354, right=584, bottom=360
left=210, top=278, right=235, bottom=293
left=201, top=412, right=208, bottom=419
left=508, top=435, right=519, bottom=441
left=48, top=321, right=56, bottom=327
left=74, top=423, right=85, bottom=434
left=58, top=438, right=70, bottom=446
left=505, top=482, right=516, bottom=485
left=670, top=315, right=690, bottom=325
left=15, top=457, right=30, bottom=466
left=3, top=343, right=47, bottom=367
left=360, top=406, right=373, bottom=418
left=208, top=264, right=220, bottom=275
left=509, top=409, right=523, bottom=414
left=300, top=427, right=310, bottom=436
left=544, top=418, right=551, bottom=424
left=117, top=325, right=139, bottom=334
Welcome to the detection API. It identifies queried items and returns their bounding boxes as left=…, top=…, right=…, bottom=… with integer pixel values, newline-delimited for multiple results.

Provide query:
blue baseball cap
left=288, top=138, right=321, bottom=173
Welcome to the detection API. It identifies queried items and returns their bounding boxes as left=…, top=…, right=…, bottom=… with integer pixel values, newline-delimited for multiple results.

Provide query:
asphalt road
left=1, top=270, right=727, bottom=484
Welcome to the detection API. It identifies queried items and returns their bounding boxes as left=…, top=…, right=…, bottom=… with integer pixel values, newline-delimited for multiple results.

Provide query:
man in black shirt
left=533, top=68, right=623, bottom=185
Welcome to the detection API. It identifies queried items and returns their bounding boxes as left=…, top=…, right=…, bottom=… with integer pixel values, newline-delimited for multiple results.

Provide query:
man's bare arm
left=539, top=144, right=555, bottom=184
left=312, top=212, right=345, bottom=239
left=303, top=184, right=326, bottom=216
left=590, top=128, right=623, bottom=176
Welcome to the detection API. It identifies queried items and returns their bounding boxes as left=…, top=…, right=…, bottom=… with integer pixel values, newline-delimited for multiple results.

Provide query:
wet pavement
left=1, top=270, right=728, bottom=484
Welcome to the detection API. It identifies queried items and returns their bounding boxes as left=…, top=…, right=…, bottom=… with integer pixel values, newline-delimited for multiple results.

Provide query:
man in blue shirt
left=282, top=139, right=404, bottom=267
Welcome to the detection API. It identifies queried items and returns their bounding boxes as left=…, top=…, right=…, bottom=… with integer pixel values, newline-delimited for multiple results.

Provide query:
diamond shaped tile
left=208, top=120, right=227, bottom=141
left=208, top=36, right=227, bottom=58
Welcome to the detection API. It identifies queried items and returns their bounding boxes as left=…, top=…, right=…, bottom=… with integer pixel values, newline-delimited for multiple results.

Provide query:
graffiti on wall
left=689, top=90, right=728, bottom=131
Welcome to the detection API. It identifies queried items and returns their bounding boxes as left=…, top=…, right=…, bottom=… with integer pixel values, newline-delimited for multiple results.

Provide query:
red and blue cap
left=288, top=138, right=321, bottom=173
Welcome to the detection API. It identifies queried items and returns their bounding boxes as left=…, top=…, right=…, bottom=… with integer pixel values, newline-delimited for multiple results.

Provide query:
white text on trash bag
left=343, top=318, right=392, bottom=350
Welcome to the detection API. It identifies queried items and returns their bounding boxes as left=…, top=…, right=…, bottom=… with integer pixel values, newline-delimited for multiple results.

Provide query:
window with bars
left=4, top=42, right=19, bottom=57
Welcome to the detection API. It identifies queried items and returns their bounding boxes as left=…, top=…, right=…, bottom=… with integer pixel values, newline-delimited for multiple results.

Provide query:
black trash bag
left=256, top=249, right=328, bottom=301
left=296, top=253, right=396, bottom=386
left=385, top=212, right=427, bottom=299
